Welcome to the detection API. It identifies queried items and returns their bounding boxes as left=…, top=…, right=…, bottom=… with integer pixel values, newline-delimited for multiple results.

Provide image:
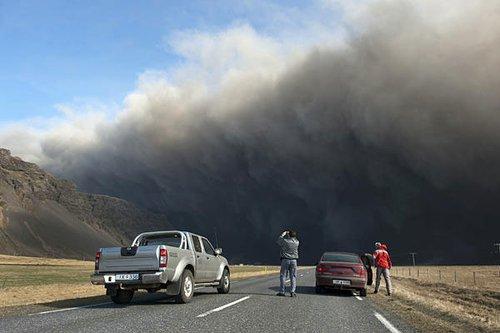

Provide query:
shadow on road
left=35, top=295, right=111, bottom=309
left=29, top=291, right=194, bottom=310
left=269, top=285, right=355, bottom=297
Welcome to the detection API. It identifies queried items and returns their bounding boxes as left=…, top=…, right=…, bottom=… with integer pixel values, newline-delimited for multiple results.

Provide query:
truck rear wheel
left=217, top=268, right=230, bottom=294
left=175, top=270, right=194, bottom=304
left=110, top=289, right=134, bottom=304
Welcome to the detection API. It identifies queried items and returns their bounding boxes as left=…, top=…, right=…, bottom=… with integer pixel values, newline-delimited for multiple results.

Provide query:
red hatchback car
left=315, top=252, right=372, bottom=296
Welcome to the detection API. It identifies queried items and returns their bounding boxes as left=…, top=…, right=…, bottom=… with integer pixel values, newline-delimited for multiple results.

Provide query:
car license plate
left=332, top=279, right=351, bottom=286
left=115, top=274, right=139, bottom=281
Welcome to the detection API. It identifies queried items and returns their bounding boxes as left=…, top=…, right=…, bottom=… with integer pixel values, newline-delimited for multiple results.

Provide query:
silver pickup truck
left=90, top=230, right=230, bottom=304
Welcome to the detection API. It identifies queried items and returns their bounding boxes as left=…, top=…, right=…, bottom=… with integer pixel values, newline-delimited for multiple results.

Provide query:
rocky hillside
left=0, top=149, right=171, bottom=259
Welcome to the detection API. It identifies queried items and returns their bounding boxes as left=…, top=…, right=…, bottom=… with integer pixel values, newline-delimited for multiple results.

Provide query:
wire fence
left=391, top=266, right=500, bottom=291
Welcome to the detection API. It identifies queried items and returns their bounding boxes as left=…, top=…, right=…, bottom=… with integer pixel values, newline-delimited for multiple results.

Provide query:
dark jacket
left=277, top=235, right=299, bottom=260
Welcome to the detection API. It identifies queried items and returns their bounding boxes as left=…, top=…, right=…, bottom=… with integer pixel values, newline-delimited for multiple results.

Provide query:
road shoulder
left=369, top=277, right=500, bottom=332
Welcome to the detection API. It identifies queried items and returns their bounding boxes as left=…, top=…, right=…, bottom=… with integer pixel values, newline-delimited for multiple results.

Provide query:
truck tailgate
left=99, top=246, right=160, bottom=272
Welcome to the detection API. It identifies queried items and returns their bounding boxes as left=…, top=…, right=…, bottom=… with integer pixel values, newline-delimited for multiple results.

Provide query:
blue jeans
left=279, top=259, right=297, bottom=293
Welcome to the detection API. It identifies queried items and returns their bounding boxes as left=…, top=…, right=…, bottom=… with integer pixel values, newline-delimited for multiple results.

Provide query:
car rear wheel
left=110, top=289, right=134, bottom=304
left=315, top=285, right=324, bottom=294
left=359, top=288, right=367, bottom=297
left=217, top=268, right=230, bottom=294
left=175, top=270, right=194, bottom=304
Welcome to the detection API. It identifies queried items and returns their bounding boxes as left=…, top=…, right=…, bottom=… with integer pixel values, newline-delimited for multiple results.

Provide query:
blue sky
left=0, top=0, right=343, bottom=123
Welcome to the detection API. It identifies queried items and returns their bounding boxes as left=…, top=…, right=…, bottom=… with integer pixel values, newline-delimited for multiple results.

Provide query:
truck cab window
left=202, top=238, right=215, bottom=256
left=193, top=236, right=202, bottom=253
left=139, top=233, right=182, bottom=247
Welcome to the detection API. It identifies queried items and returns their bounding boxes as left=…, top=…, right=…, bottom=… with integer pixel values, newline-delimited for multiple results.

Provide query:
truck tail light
left=159, top=248, right=168, bottom=268
left=95, top=250, right=101, bottom=271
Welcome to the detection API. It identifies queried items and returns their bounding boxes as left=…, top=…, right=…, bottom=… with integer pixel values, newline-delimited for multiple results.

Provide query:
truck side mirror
left=214, top=248, right=222, bottom=255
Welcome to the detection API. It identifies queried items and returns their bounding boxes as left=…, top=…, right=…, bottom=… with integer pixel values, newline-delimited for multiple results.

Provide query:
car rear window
left=322, top=253, right=360, bottom=263
left=139, top=233, right=182, bottom=247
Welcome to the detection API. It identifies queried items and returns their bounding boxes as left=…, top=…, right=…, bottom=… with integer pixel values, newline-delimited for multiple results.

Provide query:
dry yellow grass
left=371, top=266, right=500, bottom=332
left=392, top=265, right=500, bottom=292
left=0, top=283, right=104, bottom=308
left=0, top=255, right=279, bottom=308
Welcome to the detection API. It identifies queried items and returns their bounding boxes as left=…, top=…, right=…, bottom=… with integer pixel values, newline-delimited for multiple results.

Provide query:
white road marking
left=299, top=274, right=304, bottom=277
left=354, top=295, right=363, bottom=301
left=196, top=296, right=251, bottom=318
left=374, top=312, right=402, bottom=333
left=29, top=302, right=112, bottom=316
left=285, top=279, right=290, bottom=283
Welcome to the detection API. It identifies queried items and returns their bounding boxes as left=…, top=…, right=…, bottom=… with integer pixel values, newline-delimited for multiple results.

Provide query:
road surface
left=0, top=268, right=413, bottom=332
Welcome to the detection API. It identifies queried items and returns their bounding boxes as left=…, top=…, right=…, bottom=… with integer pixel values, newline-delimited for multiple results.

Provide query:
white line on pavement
left=29, top=302, right=113, bottom=316
left=374, top=312, right=402, bottom=333
left=354, top=296, right=363, bottom=301
left=285, top=279, right=290, bottom=283
left=196, top=296, right=251, bottom=318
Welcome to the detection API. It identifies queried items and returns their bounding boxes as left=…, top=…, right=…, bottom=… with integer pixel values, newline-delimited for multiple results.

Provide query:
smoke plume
left=4, top=0, right=500, bottom=263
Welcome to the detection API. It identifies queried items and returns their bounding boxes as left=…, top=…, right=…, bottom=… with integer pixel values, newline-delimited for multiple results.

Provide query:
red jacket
left=373, top=245, right=392, bottom=269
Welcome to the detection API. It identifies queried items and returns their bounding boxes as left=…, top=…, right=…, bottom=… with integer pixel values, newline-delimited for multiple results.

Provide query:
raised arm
left=276, top=231, right=288, bottom=245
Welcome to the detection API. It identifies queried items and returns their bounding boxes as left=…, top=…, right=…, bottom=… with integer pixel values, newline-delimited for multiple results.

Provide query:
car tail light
left=159, top=248, right=168, bottom=268
left=353, top=266, right=366, bottom=276
left=316, top=264, right=328, bottom=273
left=94, top=250, right=101, bottom=271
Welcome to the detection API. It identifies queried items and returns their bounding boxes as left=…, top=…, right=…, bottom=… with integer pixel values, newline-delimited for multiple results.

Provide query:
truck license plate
left=332, top=279, right=351, bottom=286
left=104, top=275, right=116, bottom=283
left=115, top=273, right=139, bottom=281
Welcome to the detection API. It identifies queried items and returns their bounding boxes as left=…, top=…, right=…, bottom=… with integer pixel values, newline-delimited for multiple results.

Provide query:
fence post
left=454, top=271, right=457, bottom=283
left=473, top=271, right=476, bottom=285
left=409, top=267, right=411, bottom=276
left=417, top=269, right=420, bottom=278
left=439, top=270, right=441, bottom=281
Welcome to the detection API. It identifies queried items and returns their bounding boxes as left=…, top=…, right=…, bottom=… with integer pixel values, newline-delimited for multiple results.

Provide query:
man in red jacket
left=373, top=242, right=392, bottom=295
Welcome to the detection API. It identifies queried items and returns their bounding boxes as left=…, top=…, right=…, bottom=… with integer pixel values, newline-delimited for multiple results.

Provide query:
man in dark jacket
left=276, top=230, right=299, bottom=297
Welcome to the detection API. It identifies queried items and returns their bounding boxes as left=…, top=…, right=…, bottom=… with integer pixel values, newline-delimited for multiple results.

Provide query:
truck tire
left=217, top=268, right=230, bottom=294
left=359, top=288, right=367, bottom=297
left=110, top=289, right=134, bottom=304
left=175, top=270, right=194, bottom=304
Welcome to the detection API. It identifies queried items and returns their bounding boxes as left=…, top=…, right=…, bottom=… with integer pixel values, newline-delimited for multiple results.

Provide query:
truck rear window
left=139, top=234, right=182, bottom=247
left=193, top=236, right=203, bottom=253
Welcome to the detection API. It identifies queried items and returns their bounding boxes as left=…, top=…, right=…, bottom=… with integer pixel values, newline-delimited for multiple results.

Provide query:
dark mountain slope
left=0, top=149, right=171, bottom=259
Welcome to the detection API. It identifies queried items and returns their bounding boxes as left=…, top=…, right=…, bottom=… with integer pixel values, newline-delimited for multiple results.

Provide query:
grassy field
left=391, top=265, right=500, bottom=292
left=371, top=265, right=500, bottom=332
left=0, top=255, right=279, bottom=308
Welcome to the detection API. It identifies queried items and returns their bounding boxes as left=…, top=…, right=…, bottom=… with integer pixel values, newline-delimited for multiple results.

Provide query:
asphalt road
left=0, top=269, right=414, bottom=332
